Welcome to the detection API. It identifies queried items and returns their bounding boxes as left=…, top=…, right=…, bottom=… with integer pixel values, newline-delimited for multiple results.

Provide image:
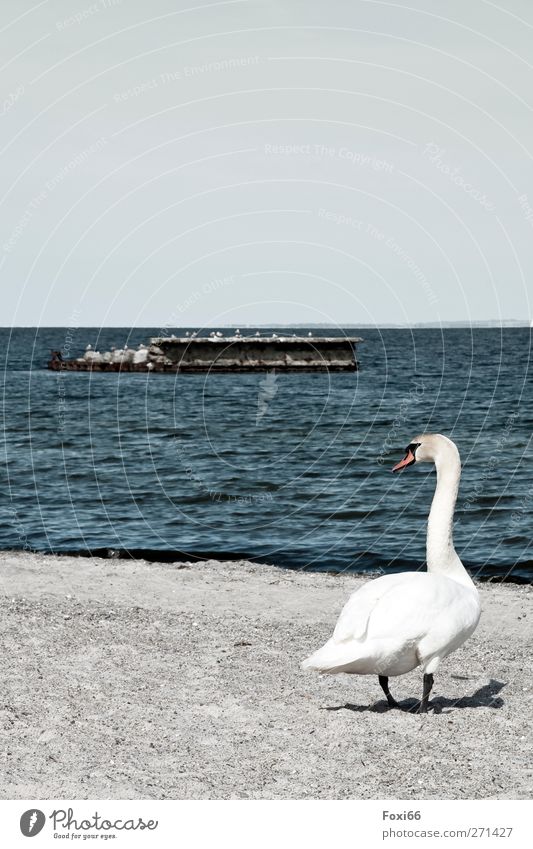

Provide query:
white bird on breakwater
left=302, top=435, right=481, bottom=713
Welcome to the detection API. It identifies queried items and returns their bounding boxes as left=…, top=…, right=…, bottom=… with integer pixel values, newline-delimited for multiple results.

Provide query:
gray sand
left=0, top=551, right=531, bottom=799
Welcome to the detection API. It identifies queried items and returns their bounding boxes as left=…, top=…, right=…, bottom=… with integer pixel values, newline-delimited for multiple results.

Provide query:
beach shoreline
left=0, top=551, right=531, bottom=800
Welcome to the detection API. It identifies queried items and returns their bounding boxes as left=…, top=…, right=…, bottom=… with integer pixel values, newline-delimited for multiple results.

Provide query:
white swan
left=302, top=434, right=481, bottom=713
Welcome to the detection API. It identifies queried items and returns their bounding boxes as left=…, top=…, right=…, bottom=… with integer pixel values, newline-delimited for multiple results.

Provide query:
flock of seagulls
left=82, top=330, right=313, bottom=357
left=79, top=330, right=318, bottom=370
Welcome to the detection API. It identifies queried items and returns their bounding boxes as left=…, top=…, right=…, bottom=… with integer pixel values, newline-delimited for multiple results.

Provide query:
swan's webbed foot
left=378, top=675, right=400, bottom=709
left=417, top=673, right=434, bottom=714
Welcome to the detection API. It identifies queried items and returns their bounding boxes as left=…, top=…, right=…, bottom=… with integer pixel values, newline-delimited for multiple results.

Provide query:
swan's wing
left=332, top=573, right=411, bottom=642
left=332, top=572, right=471, bottom=644
left=365, top=575, right=479, bottom=645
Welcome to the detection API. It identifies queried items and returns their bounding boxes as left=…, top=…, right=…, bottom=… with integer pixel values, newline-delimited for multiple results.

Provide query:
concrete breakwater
left=48, top=335, right=362, bottom=372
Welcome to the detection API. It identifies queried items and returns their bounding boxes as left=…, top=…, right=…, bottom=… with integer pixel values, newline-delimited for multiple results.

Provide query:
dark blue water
left=1, top=327, right=531, bottom=582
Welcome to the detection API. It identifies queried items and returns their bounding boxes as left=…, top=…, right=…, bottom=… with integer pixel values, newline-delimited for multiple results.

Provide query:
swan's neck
left=426, top=448, right=473, bottom=588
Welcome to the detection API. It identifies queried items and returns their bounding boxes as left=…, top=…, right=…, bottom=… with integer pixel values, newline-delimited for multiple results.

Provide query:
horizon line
left=1, top=321, right=531, bottom=330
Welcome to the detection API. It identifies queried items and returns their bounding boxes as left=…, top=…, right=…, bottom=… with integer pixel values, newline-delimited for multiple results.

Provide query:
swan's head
left=392, top=433, right=458, bottom=472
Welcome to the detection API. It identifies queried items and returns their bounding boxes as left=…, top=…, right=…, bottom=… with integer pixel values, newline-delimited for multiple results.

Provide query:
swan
left=301, top=434, right=481, bottom=713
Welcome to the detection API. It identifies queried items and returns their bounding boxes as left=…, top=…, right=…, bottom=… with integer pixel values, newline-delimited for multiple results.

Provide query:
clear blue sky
left=1, top=0, right=532, bottom=326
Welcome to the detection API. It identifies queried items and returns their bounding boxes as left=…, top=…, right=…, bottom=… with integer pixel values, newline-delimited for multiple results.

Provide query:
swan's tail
left=301, top=639, right=364, bottom=674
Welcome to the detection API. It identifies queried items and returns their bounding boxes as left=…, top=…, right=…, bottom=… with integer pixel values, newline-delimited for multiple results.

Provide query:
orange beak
left=392, top=449, right=416, bottom=473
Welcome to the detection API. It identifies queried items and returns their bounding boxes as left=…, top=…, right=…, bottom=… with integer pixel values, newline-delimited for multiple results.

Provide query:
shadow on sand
left=322, top=679, right=506, bottom=714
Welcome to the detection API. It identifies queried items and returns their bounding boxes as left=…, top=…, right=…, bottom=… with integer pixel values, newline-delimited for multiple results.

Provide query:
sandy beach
left=0, top=551, right=531, bottom=800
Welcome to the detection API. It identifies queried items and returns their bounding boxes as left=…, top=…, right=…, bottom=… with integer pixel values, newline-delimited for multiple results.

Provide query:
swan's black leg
left=418, top=673, right=434, bottom=713
left=379, top=675, right=399, bottom=709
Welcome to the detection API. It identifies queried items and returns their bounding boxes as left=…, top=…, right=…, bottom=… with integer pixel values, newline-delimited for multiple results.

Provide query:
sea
left=1, top=327, right=531, bottom=582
